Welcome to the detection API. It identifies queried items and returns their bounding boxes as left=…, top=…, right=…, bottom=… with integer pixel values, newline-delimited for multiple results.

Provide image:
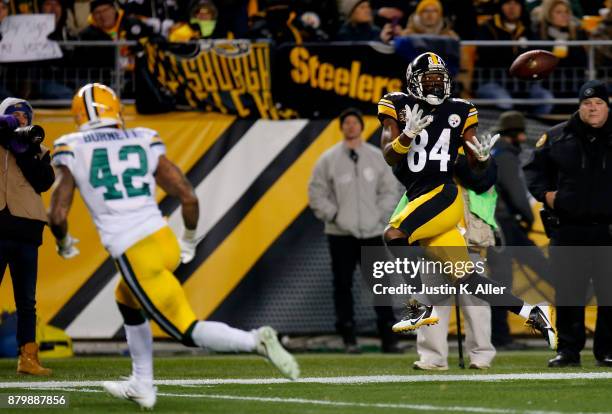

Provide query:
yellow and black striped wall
left=0, top=108, right=595, bottom=338
left=0, top=108, right=387, bottom=339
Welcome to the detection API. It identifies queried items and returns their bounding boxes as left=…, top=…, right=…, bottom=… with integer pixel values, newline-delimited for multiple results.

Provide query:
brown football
left=509, top=50, right=559, bottom=80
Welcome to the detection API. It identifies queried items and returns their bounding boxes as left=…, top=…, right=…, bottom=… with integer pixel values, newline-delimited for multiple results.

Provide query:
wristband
left=391, top=137, right=410, bottom=154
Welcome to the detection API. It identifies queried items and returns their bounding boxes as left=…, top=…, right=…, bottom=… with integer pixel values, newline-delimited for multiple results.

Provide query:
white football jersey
left=53, top=127, right=168, bottom=257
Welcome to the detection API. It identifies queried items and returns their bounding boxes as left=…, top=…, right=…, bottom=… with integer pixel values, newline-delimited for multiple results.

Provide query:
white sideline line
left=2, top=372, right=612, bottom=389
left=157, top=392, right=608, bottom=414
left=22, top=387, right=610, bottom=414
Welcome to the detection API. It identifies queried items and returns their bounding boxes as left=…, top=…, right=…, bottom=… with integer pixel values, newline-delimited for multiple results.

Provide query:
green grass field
left=0, top=351, right=611, bottom=413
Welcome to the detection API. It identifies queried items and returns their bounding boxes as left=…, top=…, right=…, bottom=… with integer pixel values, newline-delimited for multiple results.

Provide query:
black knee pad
left=117, top=302, right=147, bottom=326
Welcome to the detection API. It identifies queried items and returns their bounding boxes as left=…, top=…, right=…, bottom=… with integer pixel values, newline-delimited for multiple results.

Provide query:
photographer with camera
left=0, top=98, right=54, bottom=375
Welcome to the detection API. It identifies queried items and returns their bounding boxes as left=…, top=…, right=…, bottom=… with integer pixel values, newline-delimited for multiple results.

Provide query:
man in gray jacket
left=308, top=108, right=401, bottom=353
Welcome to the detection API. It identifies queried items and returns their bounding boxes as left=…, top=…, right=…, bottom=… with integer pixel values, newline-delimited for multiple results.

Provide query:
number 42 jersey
left=52, top=127, right=168, bottom=257
left=378, top=92, right=478, bottom=199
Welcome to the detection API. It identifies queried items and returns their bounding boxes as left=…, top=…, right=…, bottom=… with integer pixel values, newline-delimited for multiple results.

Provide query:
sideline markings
left=157, top=392, right=609, bottom=414
left=9, top=387, right=607, bottom=414
left=2, top=372, right=612, bottom=389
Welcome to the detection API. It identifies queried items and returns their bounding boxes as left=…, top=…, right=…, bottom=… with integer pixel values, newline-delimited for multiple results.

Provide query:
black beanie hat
left=90, top=0, right=115, bottom=13
left=579, top=80, right=609, bottom=104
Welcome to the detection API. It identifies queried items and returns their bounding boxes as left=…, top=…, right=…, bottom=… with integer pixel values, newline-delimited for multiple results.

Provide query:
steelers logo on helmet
left=71, top=83, right=123, bottom=131
left=405, top=52, right=452, bottom=106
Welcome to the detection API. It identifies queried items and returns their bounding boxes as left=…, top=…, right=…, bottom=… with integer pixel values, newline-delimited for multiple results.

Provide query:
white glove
left=57, top=235, right=79, bottom=259
left=465, top=133, right=500, bottom=162
left=403, top=103, right=434, bottom=139
left=179, top=228, right=198, bottom=264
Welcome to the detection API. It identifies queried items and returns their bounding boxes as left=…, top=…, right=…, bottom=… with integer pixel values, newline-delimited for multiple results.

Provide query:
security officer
left=524, top=80, right=612, bottom=367
left=0, top=98, right=54, bottom=375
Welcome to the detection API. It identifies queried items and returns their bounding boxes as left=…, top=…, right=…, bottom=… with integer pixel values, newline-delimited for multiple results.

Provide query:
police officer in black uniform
left=524, top=80, right=612, bottom=367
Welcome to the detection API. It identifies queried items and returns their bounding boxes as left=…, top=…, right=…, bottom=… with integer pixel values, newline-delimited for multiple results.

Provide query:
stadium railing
left=0, top=39, right=610, bottom=108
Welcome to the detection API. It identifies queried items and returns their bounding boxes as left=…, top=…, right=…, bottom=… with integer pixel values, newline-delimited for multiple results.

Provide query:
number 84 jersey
left=378, top=92, right=478, bottom=199
left=52, top=127, right=168, bottom=257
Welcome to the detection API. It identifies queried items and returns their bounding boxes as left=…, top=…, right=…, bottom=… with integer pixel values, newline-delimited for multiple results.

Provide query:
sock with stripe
left=191, top=321, right=257, bottom=352
left=124, top=322, right=154, bottom=386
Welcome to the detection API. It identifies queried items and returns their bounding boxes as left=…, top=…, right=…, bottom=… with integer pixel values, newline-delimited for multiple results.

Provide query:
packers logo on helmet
left=72, top=83, right=123, bottom=131
left=406, top=52, right=452, bottom=106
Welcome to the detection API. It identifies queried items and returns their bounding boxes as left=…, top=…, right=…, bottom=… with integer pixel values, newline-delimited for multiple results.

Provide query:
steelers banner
left=140, top=39, right=289, bottom=119
left=273, top=43, right=407, bottom=117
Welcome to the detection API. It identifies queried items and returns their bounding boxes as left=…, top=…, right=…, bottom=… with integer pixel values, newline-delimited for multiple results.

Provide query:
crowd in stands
left=0, top=0, right=608, bottom=47
left=0, top=0, right=609, bottom=102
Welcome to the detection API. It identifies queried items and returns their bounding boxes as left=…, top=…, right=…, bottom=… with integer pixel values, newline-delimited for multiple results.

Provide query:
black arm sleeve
left=496, top=151, right=534, bottom=224
left=454, top=154, right=497, bottom=194
left=15, top=149, right=55, bottom=194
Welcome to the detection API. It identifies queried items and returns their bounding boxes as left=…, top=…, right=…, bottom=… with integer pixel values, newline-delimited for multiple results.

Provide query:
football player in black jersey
left=377, top=52, right=557, bottom=350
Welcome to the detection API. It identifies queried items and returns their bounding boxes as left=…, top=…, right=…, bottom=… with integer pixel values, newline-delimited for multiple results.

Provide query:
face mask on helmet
left=406, top=53, right=451, bottom=105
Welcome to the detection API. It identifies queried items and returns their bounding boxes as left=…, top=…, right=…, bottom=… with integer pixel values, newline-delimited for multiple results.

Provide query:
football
left=509, top=49, right=559, bottom=80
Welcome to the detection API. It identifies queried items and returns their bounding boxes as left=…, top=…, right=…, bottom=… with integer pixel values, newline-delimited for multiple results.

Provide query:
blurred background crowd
left=0, top=0, right=608, bottom=46
left=0, top=0, right=609, bottom=105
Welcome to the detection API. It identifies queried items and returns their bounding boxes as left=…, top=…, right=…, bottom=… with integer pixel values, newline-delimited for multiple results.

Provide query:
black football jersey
left=378, top=92, right=479, bottom=199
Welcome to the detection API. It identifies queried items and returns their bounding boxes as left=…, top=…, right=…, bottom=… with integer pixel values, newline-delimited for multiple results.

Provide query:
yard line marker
left=2, top=372, right=612, bottom=389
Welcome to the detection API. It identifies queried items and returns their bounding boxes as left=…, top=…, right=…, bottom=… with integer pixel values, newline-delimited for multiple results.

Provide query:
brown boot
left=17, top=343, right=52, bottom=376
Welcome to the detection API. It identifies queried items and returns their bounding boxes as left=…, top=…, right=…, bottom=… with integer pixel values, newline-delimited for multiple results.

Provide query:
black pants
left=0, top=239, right=39, bottom=347
left=327, top=234, right=396, bottom=344
left=551, top=224, right=612, bottom=360
left=487, top=217, right=551, bottom=345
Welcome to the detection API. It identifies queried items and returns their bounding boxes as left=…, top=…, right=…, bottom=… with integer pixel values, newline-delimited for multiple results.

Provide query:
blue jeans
left=476, top=82, right=554, bottom=115
left=0, top=240, right=39, bottom=346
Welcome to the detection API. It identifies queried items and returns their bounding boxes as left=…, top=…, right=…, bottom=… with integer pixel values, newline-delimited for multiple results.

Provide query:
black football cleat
left=548, top=352, right=581, bottom=368
left=596, top=355, right=612, bottom=367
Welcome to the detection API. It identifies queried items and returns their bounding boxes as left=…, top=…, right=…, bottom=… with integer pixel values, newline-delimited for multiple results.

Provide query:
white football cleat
left=526, top=304, right=558, bottom=350
left=102, top=377, right=157, bottom=410
left=256, top=326, right=300, bottom=380
left=392, top=300, right=439, bottom=333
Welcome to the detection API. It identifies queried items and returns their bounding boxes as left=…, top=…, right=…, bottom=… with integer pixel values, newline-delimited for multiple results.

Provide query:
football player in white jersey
left=48, top=83, right=299, bottom=409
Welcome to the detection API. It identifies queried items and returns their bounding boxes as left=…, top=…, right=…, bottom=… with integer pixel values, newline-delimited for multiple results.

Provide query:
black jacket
left=492, top=138, right=534, bottom=225
left=524, top=112, right=612, bottom=223
left=476, top=14, right=531, bottom=70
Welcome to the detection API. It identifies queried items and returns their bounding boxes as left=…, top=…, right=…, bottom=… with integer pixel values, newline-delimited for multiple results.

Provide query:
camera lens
left=13, top=125, right=45, bottom=144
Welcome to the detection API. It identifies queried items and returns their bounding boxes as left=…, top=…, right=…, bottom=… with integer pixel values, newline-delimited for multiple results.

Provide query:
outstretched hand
left=403, top=103, right=433, bottom=139
left=465, top=133, right=500, bottom=162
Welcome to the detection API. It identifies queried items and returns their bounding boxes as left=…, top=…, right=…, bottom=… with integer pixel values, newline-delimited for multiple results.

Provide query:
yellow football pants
left=389, top=183, right=471, bottom=280
left=114, top=226, right=197, bottom=341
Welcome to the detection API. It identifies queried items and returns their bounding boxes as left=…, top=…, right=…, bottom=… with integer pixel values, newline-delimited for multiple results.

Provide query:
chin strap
left=425, top=95, right=444, bottom=105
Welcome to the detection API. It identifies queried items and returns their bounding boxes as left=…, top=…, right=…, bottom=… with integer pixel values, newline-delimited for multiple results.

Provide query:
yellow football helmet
left=72, top=83, right=123, bottom=131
